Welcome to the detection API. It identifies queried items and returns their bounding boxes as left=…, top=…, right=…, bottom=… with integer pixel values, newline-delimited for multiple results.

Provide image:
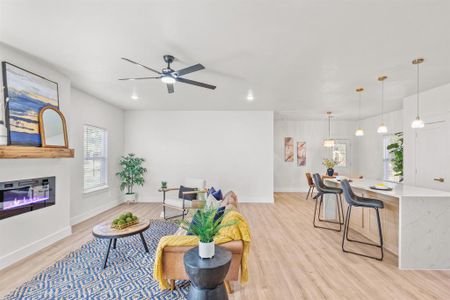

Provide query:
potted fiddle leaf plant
left=116, top=153, right=147, bottom=204
left=181, top=207, right=237, bottom=259
left=322, top=158, right=339, bottom=176
left=387, top=132, right=404, bottom=181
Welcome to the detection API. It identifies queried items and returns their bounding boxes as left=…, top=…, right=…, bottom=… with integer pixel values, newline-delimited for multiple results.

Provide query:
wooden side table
left=184, top=245, right=232, bottom=300
left=92, top=219, right=150, bottom=269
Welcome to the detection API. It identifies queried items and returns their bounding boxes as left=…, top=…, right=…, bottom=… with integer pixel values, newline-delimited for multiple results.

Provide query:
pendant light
left=323, top=112, right=335, bottom=147
left=411, top=58, right=425, bottom=129
left=377, top=76, right=388, bottom=134
left=355, top=87, right=365, bottom=136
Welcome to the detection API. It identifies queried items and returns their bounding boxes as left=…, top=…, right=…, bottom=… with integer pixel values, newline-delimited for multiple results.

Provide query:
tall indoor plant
left=116, top=153, right=147, bottom=203
left=387, top=132, right=403, bottom=181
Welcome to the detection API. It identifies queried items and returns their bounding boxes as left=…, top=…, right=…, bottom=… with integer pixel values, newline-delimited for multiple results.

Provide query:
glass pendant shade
left=355, top=128, right=365, bottom=136
left=411, top=117, right=425, bottom=129
left=323, top=139, right=335, bottom=148
left=377, top=124, right=388, bottom=134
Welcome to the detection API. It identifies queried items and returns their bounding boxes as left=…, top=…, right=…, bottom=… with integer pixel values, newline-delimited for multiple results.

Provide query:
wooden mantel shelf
left=0, top=146, right=75, bottom=159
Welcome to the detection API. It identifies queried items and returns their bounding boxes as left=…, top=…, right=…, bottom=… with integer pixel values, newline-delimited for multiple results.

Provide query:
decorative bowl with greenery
left=112, top=212, right=139, bottom=230
left=116, top=153, right=147, bottom=203
left=180, top=207, right=237, bottom=258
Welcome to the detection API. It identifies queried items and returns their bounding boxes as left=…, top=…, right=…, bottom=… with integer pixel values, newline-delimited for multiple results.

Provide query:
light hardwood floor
left=1, top=193, right=450, bottom=299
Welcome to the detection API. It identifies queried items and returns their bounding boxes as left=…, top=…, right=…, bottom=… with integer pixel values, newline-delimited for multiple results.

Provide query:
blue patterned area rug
left=4, top=220, right=189, bottom=300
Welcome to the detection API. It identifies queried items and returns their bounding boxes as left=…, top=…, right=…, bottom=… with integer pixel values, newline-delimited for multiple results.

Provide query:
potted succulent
left=322, top=158, right=339, bottom=176
left=116, top=153, right=147, bottom=204
left=181, top=207, right=237, bottom=259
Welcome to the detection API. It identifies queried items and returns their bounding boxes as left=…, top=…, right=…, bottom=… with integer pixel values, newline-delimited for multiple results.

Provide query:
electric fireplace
left=0, top=177, right=55, bottom=220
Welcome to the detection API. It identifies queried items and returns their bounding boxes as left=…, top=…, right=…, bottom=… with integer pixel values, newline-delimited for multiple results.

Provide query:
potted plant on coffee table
left=116, top=153, right=147, bottom=204
left=181, top=207, right=237, bottom=259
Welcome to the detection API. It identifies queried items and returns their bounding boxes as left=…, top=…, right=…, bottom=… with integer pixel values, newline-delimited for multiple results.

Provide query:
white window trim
left=83, top=124, right=108, bottom=193
left=83, top=185, right=110, bottom=195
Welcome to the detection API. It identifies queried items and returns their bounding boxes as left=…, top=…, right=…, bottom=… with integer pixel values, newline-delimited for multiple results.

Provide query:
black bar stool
left=340, top=180, right=384, bottom=261
left=312, top=173, right=344, bottom=232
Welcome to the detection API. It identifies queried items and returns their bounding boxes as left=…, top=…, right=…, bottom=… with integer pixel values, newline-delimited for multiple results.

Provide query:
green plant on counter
left=116, top=153, right=147, bottom=195
left=387, top=132, right=403, bottom=178
left=322, top=158, right=339, bottom=169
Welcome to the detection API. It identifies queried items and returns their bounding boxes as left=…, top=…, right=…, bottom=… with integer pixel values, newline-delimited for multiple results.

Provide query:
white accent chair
left=159, top=178, right=207, bottom=220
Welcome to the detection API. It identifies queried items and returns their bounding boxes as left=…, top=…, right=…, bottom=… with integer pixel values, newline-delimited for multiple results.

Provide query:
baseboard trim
left=70, top=199, right=121, bottom=225
left=0, top=226, right=72, bottom=271
left=138, top=196, right=274, bottom=203
left=275, top=187, right=310, bottom=193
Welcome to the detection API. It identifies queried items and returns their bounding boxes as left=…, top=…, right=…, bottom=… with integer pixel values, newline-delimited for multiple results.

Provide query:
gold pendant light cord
left=416, top=62, right=420, bottom=118
left=381, top=80, right=384, bottom=123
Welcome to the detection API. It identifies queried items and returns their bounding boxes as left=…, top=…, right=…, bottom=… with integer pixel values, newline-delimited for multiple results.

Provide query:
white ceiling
left=1, top=0, right=450, bottom=120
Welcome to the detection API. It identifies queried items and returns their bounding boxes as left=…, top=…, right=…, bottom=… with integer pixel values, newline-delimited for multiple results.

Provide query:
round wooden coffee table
left=92, top=219, right=151, bottom=269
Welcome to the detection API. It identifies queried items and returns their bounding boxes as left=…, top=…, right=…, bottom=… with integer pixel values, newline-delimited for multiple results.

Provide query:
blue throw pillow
left=214, top=206, right=226, bottom=222
left=208, top=186, right=216, bottom=196
left=212, top=189, right=223, bottom=201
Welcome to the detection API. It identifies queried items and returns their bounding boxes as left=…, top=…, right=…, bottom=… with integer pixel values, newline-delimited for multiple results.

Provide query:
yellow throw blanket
left=153, top=210, right=251, bottom=290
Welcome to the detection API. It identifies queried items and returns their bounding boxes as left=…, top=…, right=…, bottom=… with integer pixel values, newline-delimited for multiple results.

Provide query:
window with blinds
left=84, top=125, right=108, bottom=192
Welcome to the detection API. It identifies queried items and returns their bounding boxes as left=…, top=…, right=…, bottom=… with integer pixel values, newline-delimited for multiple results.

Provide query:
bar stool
left=305, top=173, right=315, bottom=200
left=340, top=180, right=384, bottom=261
left=312, top=173, right=344, bottom=232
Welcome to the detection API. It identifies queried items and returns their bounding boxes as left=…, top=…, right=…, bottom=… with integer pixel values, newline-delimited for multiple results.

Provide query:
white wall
left=274, top=119, right=357, bottom=192
left=403, top=83, right=450, bottom=189
left=124, top=111, right=274, bottom=203
left=0, top=43, right=72, bottom=269
left=69, top=88, right=124, bottom=225
left=356, top=110, right=403, bottom=180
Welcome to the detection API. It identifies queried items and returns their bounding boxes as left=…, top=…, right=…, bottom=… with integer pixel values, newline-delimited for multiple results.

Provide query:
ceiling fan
left=119, top=55, right=216, bottom=94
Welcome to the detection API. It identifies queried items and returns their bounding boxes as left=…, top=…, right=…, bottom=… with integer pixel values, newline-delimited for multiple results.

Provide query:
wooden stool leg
left=170, top=279, right=175, bottom=291
left=224, top=280, right=233, bottom=294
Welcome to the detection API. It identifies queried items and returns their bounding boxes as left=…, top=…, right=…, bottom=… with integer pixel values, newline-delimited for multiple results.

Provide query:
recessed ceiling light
left=131, top=94, right=139, bottom=100
left=246, top=90, right=254, bottom=101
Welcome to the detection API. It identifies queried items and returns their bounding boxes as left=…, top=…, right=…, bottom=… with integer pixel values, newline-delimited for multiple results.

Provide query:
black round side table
left=184, top=245, right=232, bottom=300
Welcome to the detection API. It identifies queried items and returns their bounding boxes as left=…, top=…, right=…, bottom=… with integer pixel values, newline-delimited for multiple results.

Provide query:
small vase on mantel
left=199, top=241, right=215, bottom=259
left=327, top=168, right=334, bottom=177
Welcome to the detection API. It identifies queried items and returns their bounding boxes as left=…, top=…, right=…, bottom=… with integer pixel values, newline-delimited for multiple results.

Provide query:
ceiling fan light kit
left=119, top=55, right=216, bottom=94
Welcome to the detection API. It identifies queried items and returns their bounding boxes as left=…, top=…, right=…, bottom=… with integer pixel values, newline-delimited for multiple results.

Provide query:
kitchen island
left=323, top=178, right=450, bottom=269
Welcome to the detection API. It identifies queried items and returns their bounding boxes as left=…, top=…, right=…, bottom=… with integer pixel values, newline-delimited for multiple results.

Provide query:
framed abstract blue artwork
left=2, top=62, right=59, bottom=146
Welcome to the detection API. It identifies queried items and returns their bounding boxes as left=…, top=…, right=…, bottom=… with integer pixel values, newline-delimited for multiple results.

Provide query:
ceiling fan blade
left=176, top=77, right=216, bottom=90
left=118, top=76, right=161, bottom=81
left=174, top=64, right=205, bottom=76
left=167, top=83, right=174, bottom=94
left=121, top=57, right=161, bottom=74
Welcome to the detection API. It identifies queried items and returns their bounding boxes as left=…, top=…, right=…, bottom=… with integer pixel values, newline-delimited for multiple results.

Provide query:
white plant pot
left=199, top=241, right=215, bottom=259
left=124, top=193, right=136, bottom=203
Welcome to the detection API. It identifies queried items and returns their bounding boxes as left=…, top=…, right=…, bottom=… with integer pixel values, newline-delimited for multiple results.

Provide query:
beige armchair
left=159, top=178, right=207, bottom=220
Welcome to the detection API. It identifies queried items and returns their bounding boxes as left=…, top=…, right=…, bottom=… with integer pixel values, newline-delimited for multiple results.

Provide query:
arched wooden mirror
left=39, top=106, right=69, bottom=148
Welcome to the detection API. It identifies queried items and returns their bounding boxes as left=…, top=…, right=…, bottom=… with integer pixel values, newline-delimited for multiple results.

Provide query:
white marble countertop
left=324, top=178, right=450, bottom=198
